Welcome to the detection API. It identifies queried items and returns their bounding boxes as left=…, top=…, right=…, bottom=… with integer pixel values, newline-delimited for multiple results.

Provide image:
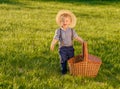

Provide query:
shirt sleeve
left=73, top=29, right=78, bottom=38
left=53, top=29, right=60, bottom=40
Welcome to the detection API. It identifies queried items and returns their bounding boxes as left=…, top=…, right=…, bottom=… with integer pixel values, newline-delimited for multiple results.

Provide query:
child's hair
left=60, top=13, right=72, bottom=22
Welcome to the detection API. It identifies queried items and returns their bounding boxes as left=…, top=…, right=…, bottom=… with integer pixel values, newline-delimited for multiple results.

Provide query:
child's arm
left=75, top=36, right=84, bottom=44
left=50, top=39, right=58, bottom=51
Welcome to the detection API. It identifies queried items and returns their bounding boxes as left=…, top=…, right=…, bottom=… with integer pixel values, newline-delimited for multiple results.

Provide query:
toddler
left=50, top=10, right=84, bottom=75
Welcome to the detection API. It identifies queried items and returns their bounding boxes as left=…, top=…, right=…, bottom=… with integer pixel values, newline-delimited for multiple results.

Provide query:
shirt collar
left=60, top=27, right=70, bottom=31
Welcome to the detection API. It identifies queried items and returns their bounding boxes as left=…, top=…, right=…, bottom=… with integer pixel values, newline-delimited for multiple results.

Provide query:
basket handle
left=82, top=41, right=88, bottom=61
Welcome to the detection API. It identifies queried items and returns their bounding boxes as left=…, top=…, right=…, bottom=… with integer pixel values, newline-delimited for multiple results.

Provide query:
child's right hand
left=50, top=45, right=54, bottom=51
left=50, top=39, right=58, bottom=51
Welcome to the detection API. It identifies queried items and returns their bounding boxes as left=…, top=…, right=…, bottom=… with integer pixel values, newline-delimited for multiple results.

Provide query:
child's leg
left=68, top=46, right=74, bottom=59
left=59, top=47, right=68, bottom=74
left=61, top=61, right=67, bottom=74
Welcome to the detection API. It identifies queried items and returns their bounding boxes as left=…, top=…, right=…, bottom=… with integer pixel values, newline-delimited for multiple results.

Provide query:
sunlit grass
left=0, top=0, right=120, bottom=89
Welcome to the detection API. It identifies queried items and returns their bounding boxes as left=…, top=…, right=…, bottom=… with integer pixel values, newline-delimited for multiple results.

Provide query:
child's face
left=60, top=16, right=71, bottom=29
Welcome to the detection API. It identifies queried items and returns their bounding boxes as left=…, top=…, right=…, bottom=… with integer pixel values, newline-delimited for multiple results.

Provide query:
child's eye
left=66, top=20, right=68, bottom=22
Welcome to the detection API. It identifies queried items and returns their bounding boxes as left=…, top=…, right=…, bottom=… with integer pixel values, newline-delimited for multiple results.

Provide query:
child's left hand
left=75, top=36, right=84, bottom=44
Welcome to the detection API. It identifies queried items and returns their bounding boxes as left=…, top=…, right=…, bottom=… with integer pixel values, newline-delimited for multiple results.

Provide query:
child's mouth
left=63, top=24, right=67, bottom=26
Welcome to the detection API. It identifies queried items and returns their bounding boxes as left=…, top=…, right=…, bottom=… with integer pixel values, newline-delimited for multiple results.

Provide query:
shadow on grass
left=0, top=0, right=26, bottom=5
left=0, top=0, right=28, bottom=10
left=33, top=0, right=120, bottom=6
left=0, top=0, right=120, bottom=7
left=0, top=0, right=120, bottom=11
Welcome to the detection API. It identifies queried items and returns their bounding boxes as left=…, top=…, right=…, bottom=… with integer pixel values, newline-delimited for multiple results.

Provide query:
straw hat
left=56, top=10, right=77, bottom=28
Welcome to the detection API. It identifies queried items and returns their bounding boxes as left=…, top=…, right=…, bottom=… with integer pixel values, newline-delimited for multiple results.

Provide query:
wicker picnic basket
left=68, top=42, right=102, bottom=77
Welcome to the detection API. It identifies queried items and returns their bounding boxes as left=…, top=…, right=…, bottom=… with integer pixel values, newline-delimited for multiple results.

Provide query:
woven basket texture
left=68, top=42, right=102, bottom=77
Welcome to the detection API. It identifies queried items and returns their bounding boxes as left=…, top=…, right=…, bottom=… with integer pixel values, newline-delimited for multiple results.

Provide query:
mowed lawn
left=0, top=0, right=120, bottom=89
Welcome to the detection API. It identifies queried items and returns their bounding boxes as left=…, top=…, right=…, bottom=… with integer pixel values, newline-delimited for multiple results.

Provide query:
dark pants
left=59, top=46, right=74, bottom=74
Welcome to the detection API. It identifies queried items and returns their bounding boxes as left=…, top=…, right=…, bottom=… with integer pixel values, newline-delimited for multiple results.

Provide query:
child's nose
left=63, top=21, right=67, bottom=24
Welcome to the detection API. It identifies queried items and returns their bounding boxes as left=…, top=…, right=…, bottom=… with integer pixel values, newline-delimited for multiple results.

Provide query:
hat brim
left=56, top=10, right=77, bottom=28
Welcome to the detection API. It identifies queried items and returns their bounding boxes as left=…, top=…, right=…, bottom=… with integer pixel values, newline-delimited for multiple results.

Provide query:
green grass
left=0, top=0, right=120, bottom=89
